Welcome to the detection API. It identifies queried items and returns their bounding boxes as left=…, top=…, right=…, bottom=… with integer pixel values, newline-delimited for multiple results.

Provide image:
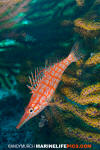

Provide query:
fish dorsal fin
left=27, top=67, right=45, bottom=93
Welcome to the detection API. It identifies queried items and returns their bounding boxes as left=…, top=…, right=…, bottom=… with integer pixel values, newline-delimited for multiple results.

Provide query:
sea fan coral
left=45, top=51, right=100, bottom=144
left=74, top=18, right=100, bottom=31
left=62, top=74, right=83, bottom=88
left=0, top=60, right=20, bottom=89
left=81, top=83, right=100, bottom=96
left=85, top=107, right=100, bottom=117
left=0, top=0, right=31, bottom=30
left=85, top=52, right=100, bottom=66
left=76, top=0, right=84, bottom=7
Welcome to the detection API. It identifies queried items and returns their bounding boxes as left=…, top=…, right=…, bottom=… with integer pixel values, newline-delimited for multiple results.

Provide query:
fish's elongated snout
left=16, top=119, right=23, bottom=129
left=16, top=112, right=29, bottom=129
left=16, top=116, right=25, bottom=129
left=16, top=122, right=21, bottom=129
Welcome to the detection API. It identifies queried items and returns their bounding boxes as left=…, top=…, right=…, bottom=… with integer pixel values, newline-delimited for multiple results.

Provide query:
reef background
left=0, top=0, right=100, bottom=150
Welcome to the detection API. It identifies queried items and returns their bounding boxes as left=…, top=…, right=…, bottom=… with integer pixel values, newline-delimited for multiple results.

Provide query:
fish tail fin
left=68, top=41, right=85, bottom=62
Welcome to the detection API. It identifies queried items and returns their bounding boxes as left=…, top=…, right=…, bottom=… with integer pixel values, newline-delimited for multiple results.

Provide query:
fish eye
left=29, top=108, right=33, bottom=113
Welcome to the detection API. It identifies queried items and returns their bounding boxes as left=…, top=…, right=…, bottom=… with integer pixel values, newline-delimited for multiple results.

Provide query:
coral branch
left=85, top=53, right=100, bottom=66
left=64, top=127, right=100, bottom=144
left=74, top=18, right=100, bottom=31
left=62, top=74, right=83, bottom=88
left=81, top=83, right=100, bottom=96
left=0, top=0, right=31, bottom=30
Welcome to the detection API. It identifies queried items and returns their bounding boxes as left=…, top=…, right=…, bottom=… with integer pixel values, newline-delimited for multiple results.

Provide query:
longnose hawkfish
left=16, top=42, right=84, bottom=129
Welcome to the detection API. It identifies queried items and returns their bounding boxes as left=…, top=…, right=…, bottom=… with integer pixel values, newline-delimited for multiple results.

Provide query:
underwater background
left=0, top=0, right=100, bottom=149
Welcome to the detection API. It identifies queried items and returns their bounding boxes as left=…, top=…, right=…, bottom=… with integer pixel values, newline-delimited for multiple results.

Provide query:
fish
left=16, top=41, right=84, bottom=129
